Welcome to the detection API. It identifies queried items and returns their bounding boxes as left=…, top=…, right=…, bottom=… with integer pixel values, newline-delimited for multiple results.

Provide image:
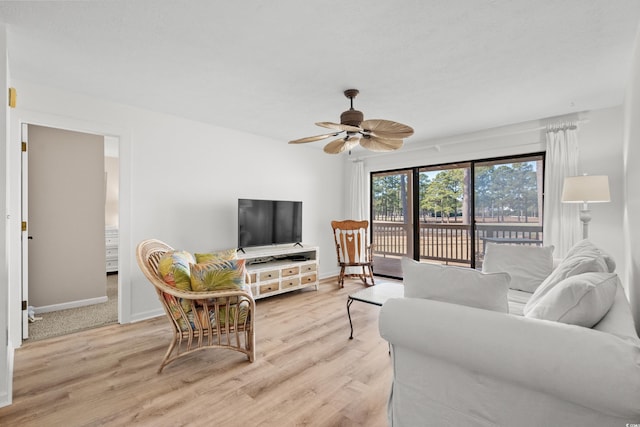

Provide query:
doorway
left=22, top=125, right=119, bottom=340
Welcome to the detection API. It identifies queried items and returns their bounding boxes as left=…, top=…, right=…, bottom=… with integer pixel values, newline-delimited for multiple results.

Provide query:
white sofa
left=379, top=240, right=640, bottom=427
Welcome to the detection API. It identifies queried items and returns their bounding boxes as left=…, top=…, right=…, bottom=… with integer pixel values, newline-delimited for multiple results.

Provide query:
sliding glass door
left=370, top=169, right=414, bottom=277
left=371, top=153, right=544, bottom=278
left=418, top=163, right=472, bottom=266
left=474, top=155, right=544, bottom=268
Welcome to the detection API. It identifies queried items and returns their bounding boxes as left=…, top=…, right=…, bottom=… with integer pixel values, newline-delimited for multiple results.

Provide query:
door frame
left=9, top=110, right=132, bottom=348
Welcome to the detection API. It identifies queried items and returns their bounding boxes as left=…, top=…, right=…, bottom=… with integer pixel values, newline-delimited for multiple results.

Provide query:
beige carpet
left=27, top=274, right=118, bottom=341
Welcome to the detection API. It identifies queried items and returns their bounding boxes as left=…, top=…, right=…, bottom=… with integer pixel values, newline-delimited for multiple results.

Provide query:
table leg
left=347, top=298, right=354, bottom=339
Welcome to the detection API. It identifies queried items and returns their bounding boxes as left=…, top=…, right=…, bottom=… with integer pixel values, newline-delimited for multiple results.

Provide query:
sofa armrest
left=379, top=297, right=640, bottom=419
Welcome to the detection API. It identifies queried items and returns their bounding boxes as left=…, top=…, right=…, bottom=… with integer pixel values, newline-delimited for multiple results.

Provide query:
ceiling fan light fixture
left=289, top=88, right=413, bottom=154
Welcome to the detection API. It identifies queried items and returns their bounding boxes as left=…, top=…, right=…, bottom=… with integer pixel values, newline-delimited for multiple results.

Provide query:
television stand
left=237, top=244, right=319, bottom=299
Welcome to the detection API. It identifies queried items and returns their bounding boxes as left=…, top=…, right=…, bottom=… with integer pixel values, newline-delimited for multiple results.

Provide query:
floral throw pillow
left=158, top=250, right=196, bottom=292
left=194, top=249, right=238, bottom=264
left=190, top=259, right=247, bottom=292
left=158, top=250, right=195, bottom=313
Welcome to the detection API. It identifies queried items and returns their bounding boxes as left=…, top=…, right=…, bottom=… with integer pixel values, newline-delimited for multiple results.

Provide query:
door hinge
left=22, top=221, right=27, bottom=232
left=22, top=141, right=27, bottom=152
left=22, top=301, right=27, bottom=311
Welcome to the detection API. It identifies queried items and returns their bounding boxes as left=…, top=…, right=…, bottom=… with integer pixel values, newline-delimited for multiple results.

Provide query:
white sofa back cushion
left=482, top=243, right=554, bottom=292
left=524, top=241, right=611, bottom=316
left=566, top=239, right=616, bottom=272
left=402, top=257, right=510, bottom=313
left=593, top=282, right=640, bottom=341
left=525, top=272, right=618, bottom=327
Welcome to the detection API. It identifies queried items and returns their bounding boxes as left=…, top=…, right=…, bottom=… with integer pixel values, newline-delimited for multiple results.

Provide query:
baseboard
left=130, top=308, right=164, bottom=323
left=33, top=296, right=109, bottom=314
left=0, top=342, right=14, bottom=408
left=0, top=391, right=10, bottom=408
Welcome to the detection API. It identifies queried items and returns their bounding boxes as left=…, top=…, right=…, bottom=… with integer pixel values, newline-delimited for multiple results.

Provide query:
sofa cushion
left=565, top=239, right=616, bottom=273
left=593, top=282, right=640, bottom=341
left=507, top=289, right=533, bottom=316
left=194, top=249, right=237, bottom=264
left=523, top=242, right=610, bottom=316
left=158, top=250, right=195, bottom=292
left=158, top=250, right=196, bottom=313
left=483, top=243, right=554, bottom=292
left=402, top=257, right=510, bottom=313
left=190, top=259, right=247, bottom=292
left=525, top=272, right=618, bottom=327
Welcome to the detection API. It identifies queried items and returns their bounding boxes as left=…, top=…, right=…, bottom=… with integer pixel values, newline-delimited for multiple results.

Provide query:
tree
left=418, top=172, right=431, bottom=221
left=372, top=174, right=407, bottom=221
left=474, top=166, right=493, bottom=221
left=421, top=169, right=464, bottom=223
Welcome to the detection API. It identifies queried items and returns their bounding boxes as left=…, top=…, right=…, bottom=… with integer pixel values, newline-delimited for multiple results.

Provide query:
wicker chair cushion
left=190, top=259, right=247, bottom=292
left=194, top=249, right=237, bottom=264
left=158, top=250, right=196, bottom=291
left=177, top=299, right=250, bottom=331
left=158, top=250, right=196, bottom=313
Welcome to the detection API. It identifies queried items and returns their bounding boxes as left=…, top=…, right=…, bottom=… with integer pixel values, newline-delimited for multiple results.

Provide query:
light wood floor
left=0, top=277, right=395, bottom=427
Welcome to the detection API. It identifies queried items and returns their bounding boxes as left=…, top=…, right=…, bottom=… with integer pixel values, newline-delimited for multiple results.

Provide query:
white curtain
left=543, top=123, right=581, bottom=257
left=349, top=160, right=367, bottom=220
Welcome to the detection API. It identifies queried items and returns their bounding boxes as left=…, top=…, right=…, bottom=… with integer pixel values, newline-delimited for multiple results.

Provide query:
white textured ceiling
left=2, top=1, right=640, bottom=148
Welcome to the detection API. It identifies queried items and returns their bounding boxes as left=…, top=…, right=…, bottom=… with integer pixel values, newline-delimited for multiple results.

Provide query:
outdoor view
left=371, top=155, right=544, bottom=277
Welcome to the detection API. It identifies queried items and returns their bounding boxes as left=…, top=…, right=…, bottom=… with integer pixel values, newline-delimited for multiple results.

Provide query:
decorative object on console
left=331, top=220, right=375, bottom=288
left=288, top=89, right=414, bottom=154
left=561, top=174, right=610, bottom=238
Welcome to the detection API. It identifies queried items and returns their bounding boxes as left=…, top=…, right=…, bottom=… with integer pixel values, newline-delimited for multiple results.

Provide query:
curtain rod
left=353, top=118, right=590, bottom=159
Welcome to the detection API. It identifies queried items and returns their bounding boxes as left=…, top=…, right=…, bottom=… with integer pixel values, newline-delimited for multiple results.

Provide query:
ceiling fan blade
left=289, top=131, right=341, bottom=144
left=360, top=135, right=404, bottom=152
left=316, top=121, right=362, bottom=133
left=361, top=119, right=414, bottom=139
left=323, top=138, right=350, bottom=154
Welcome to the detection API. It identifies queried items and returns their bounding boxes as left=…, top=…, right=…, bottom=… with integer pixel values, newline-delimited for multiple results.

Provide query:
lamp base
left=579, top=208, right=591, bottom=239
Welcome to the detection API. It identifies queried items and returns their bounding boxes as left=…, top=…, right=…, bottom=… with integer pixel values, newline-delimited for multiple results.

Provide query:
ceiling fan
left=288, top=89, right=414, bottom=154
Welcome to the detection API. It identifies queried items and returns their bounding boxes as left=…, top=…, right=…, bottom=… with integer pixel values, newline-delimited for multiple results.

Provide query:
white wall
left=578, top=107, right=626, bottom=271
left=623, top=26, right=640, bottom=334
left=0, top=24, right=12, bottom=408
left=6, top=81, right=345, bottom=335
left=345, top=106, right=627, bottom=276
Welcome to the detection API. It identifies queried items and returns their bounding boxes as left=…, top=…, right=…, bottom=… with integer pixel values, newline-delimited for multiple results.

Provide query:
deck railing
left=372, top=221, right=543, bottom=266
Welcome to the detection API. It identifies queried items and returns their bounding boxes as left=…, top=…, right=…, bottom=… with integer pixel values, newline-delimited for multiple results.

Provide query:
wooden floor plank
left=0, top=277, right=396, bottom=426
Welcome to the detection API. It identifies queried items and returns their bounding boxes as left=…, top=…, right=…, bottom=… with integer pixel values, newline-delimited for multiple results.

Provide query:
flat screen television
left=238, top=199, right=303, bottom=249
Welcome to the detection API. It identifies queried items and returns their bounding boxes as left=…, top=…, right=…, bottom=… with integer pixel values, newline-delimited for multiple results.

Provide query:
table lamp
left=561, top=175, right=610, bottom=239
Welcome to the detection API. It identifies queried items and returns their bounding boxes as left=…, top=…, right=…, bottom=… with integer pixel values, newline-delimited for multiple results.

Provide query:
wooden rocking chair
left=331, top=220, right=375, bottom=288
left=136, top=239, right=255, bottom=372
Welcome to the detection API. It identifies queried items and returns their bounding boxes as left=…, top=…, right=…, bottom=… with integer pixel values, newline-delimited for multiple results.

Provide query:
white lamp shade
left=561, top=175, right=610, bottom=203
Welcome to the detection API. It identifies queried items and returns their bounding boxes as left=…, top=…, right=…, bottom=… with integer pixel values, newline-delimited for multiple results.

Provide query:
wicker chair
left=136, top=239, right=255, bottom=373
left=331, top=220, right=375, bottom=288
